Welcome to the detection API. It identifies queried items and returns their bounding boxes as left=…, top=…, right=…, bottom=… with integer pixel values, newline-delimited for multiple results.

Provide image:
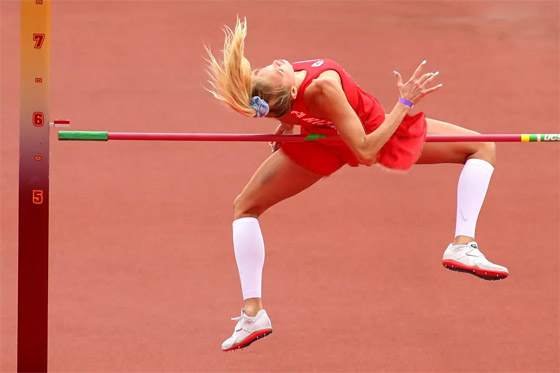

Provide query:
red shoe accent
left=442, top=259, right=508, bottom=280
left=223, top=329, right=273, bottom=352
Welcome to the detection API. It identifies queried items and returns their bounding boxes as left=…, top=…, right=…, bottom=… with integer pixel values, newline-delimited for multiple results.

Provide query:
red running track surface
left=1, top=1, right=558, bottom=371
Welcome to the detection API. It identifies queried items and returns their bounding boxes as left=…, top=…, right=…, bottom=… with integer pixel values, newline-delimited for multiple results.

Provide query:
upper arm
left=308, top=79, right=369, bottom=157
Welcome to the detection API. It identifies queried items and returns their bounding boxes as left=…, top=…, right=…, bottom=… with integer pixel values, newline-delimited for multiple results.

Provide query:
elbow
left=360, top=156, right=376, bottom=167
left=356, top=148, right=377, bottom=166
left=349, top=139, right=377, bottom=166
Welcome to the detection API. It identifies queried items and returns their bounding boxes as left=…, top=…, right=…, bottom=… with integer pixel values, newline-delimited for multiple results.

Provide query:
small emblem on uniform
left=311, top=60, right=324, bottom=67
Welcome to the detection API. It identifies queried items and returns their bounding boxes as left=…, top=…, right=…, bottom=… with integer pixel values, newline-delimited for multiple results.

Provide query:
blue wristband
left=398, top=98, right=414, bottom=108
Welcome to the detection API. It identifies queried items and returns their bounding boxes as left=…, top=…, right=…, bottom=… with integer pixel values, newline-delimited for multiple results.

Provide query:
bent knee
left=233, top=193, right=263, bottom=220
left=468, top=134, right=496, bottom=167
left=483, top=141, right=497, bottom=166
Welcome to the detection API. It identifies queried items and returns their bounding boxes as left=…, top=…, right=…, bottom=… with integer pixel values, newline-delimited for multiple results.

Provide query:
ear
left=290, top=85, right=297, bottom=100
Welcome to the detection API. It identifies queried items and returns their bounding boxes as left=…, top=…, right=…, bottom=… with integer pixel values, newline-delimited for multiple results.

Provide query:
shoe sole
left=222, top=328, right=273, bottom=352
left=442, top=260, right=508, bottom=280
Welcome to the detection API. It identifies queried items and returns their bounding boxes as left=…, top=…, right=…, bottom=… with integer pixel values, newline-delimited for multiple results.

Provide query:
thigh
left=416, top=118, right=482, bottom=164
left=234, top=149, right=324, bottom=219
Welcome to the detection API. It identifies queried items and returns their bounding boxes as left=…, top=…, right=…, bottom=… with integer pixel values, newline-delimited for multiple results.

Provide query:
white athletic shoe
left=442, top=241, right=509, bottom=280
left=221, top=309, right=273, bottom=352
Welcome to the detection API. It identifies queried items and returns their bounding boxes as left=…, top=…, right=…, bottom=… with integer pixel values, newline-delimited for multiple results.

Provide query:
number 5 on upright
left=32, top=190, right=44, bottom=204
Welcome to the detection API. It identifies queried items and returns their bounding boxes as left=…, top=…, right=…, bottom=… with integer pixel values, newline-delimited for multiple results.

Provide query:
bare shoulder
left=304, top=70, right=345, bottom=109
left=306, top=70, right=343, bottom=97
left=304, top=70, right=349, bottom=117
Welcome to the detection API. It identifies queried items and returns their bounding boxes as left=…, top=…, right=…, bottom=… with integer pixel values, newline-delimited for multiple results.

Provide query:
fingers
left=393, top=70, right=403, bottom=85
left=411, top=59, right=427, bottom=80
left=395, top=60, right=443, bottom=105
left=421, top=70, right=442, bottom=93
left=424, top=82, right=443, bottom=94
left=419, top=71, right=439, bottom=85
left=395, top=60, right=437, bottom=86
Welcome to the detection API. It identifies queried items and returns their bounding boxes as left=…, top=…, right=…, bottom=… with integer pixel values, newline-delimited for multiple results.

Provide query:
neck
left=294, top=70, right=306, bottom=90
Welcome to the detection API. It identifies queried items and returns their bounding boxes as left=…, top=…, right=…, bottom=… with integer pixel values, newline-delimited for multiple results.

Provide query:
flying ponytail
left=205, top=17, right=256, bottom=117
left=206, top=18, right=293, bottom=118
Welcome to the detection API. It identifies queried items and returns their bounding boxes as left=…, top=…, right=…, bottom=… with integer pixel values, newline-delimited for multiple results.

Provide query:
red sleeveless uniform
left=279, top=59, right=427, bottom=175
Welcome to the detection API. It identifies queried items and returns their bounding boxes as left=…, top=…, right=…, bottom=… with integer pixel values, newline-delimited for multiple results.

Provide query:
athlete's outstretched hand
left=394, top=60, right=442, bottom=105
left=270, top=122, right=294, bottom=152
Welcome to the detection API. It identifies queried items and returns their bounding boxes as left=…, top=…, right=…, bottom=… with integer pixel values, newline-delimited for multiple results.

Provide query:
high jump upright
left=18, top=0, right=50, bottom=371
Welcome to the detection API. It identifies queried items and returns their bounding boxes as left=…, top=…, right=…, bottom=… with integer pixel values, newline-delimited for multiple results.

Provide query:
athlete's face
left=252, top=59, right=296, bottom=91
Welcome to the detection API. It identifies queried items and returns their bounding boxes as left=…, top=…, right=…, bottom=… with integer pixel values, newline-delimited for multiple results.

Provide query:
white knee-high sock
left=232, top=217, right=265, bottom=300
left=455, top=158, right=494, bottom=239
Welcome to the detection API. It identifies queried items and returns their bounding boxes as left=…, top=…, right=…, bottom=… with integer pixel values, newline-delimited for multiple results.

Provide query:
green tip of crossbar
left=58, top=131, right=108, bottom=141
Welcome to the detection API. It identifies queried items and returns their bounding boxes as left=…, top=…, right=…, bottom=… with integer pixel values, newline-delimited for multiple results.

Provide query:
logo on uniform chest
left=289, top=110, right=334, bottom=127
left=312, top=60, right=324, bottom=67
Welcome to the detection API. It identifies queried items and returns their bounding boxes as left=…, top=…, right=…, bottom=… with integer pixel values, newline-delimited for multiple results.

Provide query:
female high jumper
left=206, top=19, right=508, bottom=352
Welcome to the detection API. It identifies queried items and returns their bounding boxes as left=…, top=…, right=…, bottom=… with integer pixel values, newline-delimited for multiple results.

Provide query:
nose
left=273, top=59, right=282, bottom=66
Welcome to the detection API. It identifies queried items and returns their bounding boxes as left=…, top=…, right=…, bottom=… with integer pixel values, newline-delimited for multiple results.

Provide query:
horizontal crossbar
left=57, top=131, right=560, bottom=143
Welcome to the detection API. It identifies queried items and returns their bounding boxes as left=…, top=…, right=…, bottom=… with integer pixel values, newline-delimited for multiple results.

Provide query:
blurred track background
left=1, top=1, right=558, bottom=371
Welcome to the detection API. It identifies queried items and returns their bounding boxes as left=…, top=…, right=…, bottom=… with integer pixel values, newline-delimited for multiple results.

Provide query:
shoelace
left=453, top=242, right=486, bottom=258
left=231, top=310, right=260, bottom=321
left=466, top=247, right=486, bottom=257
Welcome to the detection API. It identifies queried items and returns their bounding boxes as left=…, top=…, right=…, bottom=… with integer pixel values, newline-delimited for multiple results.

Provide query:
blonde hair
left=206, top=18, right=293, bottom=118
